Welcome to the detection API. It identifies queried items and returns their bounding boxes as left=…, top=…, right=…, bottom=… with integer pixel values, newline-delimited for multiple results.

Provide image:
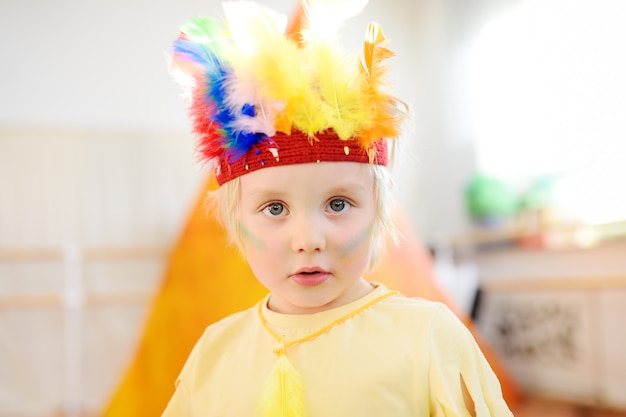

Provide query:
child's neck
left=268, top=278, right=376, bottom=315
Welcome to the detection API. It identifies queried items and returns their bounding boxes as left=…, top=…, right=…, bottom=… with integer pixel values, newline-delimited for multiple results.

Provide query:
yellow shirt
left=162, top=283, right=513, bottom=416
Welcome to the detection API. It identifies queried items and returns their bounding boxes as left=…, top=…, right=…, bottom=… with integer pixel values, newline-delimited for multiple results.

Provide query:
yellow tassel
left=258, top=353, right=306, bottom=417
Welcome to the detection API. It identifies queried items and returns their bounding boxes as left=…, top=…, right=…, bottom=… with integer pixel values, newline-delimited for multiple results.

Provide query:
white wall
left=0, top=128, right=201, bottom=415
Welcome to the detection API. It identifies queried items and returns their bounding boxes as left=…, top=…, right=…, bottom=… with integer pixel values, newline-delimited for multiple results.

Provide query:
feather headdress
left=170, top=0, right=403, bottom=184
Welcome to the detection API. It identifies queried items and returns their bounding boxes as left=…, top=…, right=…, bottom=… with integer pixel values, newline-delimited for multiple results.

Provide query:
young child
left=164, top=1, right=514, bottom=416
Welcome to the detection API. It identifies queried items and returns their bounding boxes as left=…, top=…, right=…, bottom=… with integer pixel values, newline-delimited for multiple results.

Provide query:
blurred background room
left=1, top=0, right=625, bottom=416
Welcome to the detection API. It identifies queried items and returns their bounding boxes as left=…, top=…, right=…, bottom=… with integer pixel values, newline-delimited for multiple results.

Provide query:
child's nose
left=291, top=215, right=326, bottom=253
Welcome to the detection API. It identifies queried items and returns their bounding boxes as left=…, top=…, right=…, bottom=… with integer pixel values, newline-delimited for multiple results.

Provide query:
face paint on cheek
left=239, top=222, right=267, bottom=251
left=337, top=223, right=374, bottom=259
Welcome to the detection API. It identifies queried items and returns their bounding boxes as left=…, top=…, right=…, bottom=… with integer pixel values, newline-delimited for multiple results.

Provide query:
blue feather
left=206, top=66, right=267, bottom=161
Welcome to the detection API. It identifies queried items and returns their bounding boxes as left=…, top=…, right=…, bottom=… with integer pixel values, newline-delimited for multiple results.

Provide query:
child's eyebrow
left=245, top=189, right=286, bottom=202
left=326, top=181, right=369, bottom=195
left=243, top=180, right=370, bottom=202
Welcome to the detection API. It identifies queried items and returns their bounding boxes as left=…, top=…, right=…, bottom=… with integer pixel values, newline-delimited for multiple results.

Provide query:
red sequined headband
left=215, top=130, right=388, bottom=185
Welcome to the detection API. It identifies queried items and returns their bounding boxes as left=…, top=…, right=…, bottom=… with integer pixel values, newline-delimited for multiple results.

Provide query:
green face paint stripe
left=337, top=223, right=374, bottom=258
left=240, top=222, right=266, bottom=251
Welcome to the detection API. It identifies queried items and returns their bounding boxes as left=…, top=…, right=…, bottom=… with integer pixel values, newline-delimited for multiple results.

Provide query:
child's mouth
left=291, top=268, right=330, bottom=287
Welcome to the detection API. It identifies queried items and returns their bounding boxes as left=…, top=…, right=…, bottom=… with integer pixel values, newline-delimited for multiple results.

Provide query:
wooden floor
left=514, top=396, right=626, bottom=417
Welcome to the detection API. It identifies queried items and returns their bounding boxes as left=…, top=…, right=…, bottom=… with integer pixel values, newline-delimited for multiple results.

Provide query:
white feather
left=301, top=0, right=369, bottom=44
left=223, top=1, right=288, bottom=55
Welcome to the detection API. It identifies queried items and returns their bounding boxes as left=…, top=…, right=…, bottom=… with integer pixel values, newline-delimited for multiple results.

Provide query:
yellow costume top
left=162, top=283, right=513, bottom=417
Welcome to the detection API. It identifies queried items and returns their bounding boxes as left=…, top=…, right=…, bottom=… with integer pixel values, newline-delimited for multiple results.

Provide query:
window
left=468, top=0, right=626, bottom=225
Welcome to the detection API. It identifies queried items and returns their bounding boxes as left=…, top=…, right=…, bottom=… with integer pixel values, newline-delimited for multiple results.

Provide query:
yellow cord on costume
left=258, top=290, right=398, bottom=351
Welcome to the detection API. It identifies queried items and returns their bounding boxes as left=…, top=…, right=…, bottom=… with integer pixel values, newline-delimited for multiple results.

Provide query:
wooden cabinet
left=473, top=241, right=626, bottom=409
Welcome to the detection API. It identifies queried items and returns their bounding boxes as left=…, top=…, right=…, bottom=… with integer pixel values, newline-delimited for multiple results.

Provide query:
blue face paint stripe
left=337, top=223, right=374, bottom=259
left=239, top=222, right=266, bottom=251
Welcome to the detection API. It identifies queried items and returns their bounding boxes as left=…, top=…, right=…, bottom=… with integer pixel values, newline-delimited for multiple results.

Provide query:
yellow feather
left=258, top=355, right=306, bottom=417
left=294, top=0, right=373, bottom=140
left=298, top=39, right=370, bottom=139
left=223, top=3, right=323, bottom=137
left=255, top=38, right=316, bottom=135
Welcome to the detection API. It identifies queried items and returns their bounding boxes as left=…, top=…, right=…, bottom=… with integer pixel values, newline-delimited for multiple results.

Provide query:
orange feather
left=358, top=22, right=402, bottom=147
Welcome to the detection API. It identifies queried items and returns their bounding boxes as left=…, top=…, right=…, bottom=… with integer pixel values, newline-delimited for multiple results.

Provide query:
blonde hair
left=208, top=163, right=398, bottom=271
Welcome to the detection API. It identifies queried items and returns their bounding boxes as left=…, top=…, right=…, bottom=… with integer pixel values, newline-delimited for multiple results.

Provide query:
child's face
left=238, top=162, right=377, bottom=314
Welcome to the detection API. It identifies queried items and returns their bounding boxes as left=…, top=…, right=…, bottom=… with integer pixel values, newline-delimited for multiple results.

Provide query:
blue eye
left=263, top=202, right=286, bottom=217
left=328, top=199, right=350, bottom=213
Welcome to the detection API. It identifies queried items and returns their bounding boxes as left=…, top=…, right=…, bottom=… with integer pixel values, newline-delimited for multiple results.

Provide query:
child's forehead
left=238, top=162, right=375, bottom=195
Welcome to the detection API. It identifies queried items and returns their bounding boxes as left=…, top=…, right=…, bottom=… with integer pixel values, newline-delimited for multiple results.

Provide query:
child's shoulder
left=382, top=289, right=452, bottom=314
left=371, top=290, right=474, bottom=348
left=376, top=288, right=464, bottom=328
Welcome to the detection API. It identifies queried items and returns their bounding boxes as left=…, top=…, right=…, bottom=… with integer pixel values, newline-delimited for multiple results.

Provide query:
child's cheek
left=336, top=223, right=373, bottom=259
left=239, top=222, right=267, bottom=251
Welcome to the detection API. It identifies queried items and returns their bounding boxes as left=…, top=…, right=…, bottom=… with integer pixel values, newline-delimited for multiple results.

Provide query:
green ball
left=465, top=175, right=519, bottom=220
